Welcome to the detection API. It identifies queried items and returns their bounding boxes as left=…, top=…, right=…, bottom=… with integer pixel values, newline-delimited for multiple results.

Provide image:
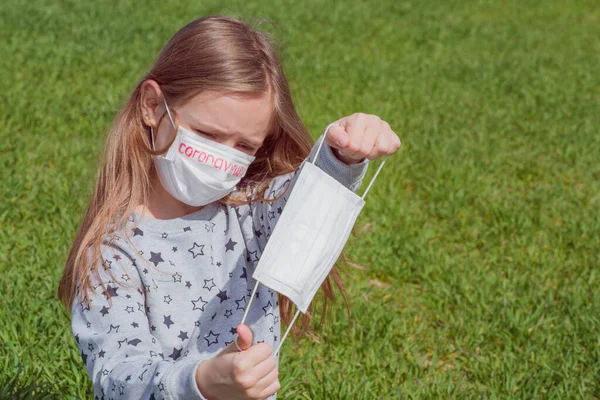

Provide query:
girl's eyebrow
left=191, top=121, right=263, bottom=147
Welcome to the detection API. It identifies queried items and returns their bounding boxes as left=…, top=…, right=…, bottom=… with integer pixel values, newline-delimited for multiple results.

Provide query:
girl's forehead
left=179, top=90, right=273, bottom=142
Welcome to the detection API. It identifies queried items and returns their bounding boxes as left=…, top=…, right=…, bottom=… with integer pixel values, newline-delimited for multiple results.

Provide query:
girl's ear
left=140, top=80, right=163, bottom=128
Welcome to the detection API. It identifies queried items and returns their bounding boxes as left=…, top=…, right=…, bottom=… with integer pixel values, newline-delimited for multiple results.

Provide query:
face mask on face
left=238, top=123, right=388, bottom=354
left=151, top=96, right=256, bottom=207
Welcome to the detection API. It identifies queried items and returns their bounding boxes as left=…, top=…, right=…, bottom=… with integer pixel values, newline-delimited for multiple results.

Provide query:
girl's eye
left=238, top=144, right=254, bottom=151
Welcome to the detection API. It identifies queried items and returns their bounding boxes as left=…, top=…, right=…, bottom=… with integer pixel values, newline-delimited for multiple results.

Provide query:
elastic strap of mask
left=162, top=95, right=177, bottom=129
left=312, top=123, right=388, bottom=201
left=238, top=280, right=300, bottom=356
left=235, top=280, right=261, bottom=351
left=240, top=280, right=260, bottom=327
left=274, top=309, right=300, bottom=356
left=150, top=127, right=156, bottom=151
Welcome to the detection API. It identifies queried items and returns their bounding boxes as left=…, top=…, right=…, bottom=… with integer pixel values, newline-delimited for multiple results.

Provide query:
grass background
left=1, top=0, right=599, bottom=398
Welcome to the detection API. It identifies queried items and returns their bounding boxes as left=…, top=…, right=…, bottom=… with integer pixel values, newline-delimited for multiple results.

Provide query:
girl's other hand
left=325, top=113, right=401, bottom=165
left=195, top=324, right=280, bottom=400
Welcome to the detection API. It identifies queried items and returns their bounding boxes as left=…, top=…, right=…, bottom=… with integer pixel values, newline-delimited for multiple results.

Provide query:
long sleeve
left=71, top=244, right=207, bottom=400
left=242, top=129, right=369, bottom=248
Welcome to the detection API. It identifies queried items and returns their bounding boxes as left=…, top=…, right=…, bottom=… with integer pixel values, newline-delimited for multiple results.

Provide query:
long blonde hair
left=58, top=15, right=357, bottom=338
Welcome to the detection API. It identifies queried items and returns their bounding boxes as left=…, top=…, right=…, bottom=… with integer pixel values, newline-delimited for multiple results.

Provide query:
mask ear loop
left=241, top=124, right=392, bottom=355
left=150, top=95, right=176, bottom=153
left=162, top=95, right=177, bottom=129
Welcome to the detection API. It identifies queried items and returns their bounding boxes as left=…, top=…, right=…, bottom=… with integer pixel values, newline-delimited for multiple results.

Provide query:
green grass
left=1, top=0, right=599, bottom=398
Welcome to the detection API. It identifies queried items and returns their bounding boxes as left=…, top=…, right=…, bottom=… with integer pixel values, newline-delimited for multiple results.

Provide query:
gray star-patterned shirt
left=71, top=132, right=369, bottom=400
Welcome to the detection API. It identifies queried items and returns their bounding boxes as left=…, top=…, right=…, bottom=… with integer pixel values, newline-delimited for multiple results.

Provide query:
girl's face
left=142, top=81, right=273, bottom=157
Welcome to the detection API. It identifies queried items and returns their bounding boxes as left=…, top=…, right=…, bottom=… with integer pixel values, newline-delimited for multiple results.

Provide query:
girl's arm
left=71, top=245, right=207, bottom=400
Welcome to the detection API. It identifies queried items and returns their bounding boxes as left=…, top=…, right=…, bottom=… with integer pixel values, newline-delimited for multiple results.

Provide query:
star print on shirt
left=247, top=250, right=259, bottom=263
left=225, top=238, right=237, bottom=252
left=192, top=296, right=208, bottom=311
left=79, top=299, right=90, bottom=312
left=203, top=278, right=216, bottom=291
left=217, top=289, right=229, bottom=303
left=101, top=259, right=112, bottom=271
left=149, top=252, right=164, bottom=266
left=204, top=331, right=220, bottom=346
left=172, top=246, right=178, bottom=252
left=172, top=272, right=182, bottom=283
left=185, top=281, right=192, bottom=289
left=205, top=222, right=215, bottom=232
left=125, top=306, right=134, bottom=313
left=253, top=228, right=263, bottom=238
left=132, top=228, right=143, bottom=236
left=240, top=267, right=248, bottom=281
left=102, top=285, right=119, bottom=299
left=161, top=232, right=168, bottom=239
left=178, top=331, right=189, bottom=341
left=164, top=295, right=172, bottom=304
left=183, top=226, right=192, bottom=232
left=262, top=301, right=274, bottom=317
left=107, top=324, right=120, bottom=334
left=169, top=347, right=182, bottom=361
left=224, top=309, right=233, bottom=318
left=98, top=349, right=106, bottom=358
left=188, top=242, right=204, bottom=258
left=131, top=322, right=139, bottom=328
left=235, top=296, right=247, bottom=311
left=100, top=306, right=109, bottom=316
left=163, top=315, right=174, bottom=329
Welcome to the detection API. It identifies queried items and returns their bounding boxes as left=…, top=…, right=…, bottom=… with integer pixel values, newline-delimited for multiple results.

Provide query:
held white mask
left=238, top=124, right=388, bottom=354
left=151, top=96, right=255, bottom=207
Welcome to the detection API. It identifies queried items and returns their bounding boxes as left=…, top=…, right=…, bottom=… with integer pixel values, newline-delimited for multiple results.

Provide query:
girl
left=58, top=15, right=400, bottom=400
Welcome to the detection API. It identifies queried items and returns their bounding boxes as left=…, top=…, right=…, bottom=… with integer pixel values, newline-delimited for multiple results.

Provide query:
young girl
left=58, top=15, right=400, bottom=400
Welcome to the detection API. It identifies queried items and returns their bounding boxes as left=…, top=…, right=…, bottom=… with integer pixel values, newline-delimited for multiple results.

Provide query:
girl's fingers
left=367, top=130, right=388, bottom=160
left=337, top=115, right=367, bottom=159
left=249, top=356, right=277, bottom=383
left=254, top=367, right=280, bottom=396
left=258, top=379, right=281, bottom=400
left=235, top=342, right=273, bottom=370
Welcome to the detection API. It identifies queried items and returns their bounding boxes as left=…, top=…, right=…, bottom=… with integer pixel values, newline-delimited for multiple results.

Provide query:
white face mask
left=238, top=124, right=387, bottom=354
left=151, top=96, right=256, bottom=206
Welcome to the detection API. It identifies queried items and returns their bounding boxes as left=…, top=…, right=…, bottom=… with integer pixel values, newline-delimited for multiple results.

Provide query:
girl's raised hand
left=324, top=113, right=401, bottom=165
left=195, top=324, right=280, bottom=400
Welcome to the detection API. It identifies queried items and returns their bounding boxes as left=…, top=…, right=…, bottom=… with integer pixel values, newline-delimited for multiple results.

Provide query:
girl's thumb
left=325, top=123, right=350, bottom=150
left=234, top=324, right=253, bottom=351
